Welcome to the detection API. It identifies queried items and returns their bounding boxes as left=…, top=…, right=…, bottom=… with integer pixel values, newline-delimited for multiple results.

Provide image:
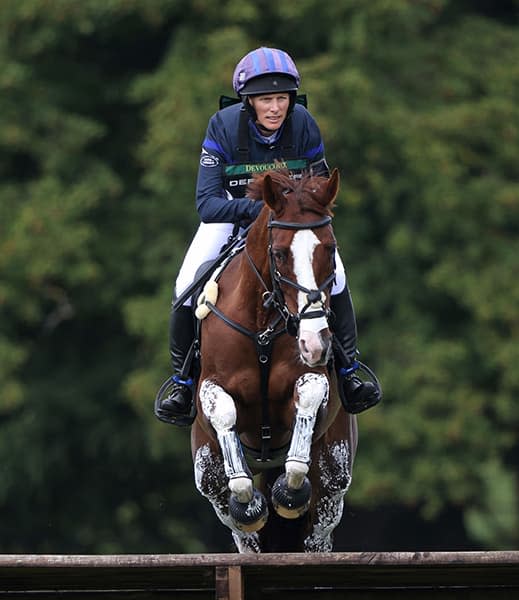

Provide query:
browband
left=268, top=215, right=332, bottom=230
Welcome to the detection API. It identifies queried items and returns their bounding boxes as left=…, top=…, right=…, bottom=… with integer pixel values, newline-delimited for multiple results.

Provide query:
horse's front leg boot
left=200, top=380, right=252, bottom=500
left=286, top=373, right=329, bottom=476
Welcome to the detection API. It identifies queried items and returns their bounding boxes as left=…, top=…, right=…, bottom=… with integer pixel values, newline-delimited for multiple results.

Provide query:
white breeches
left=175, top=222, right=347, bottom=306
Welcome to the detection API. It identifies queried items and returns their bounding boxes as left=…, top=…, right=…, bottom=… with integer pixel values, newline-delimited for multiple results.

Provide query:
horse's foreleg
left=199, top=379, right=252, bottom=501
left=286, top=373, right=329, bottom=488
left=199, top=379, right=268, bottom=536
left=272, top=373, right=328, bottom=520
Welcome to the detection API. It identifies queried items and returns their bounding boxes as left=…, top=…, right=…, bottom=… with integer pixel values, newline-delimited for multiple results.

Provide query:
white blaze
left=290, top=230, right=329, bottom=365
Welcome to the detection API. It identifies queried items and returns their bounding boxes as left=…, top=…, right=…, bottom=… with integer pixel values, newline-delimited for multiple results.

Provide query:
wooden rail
left=0, top=551, right=518, bottom=599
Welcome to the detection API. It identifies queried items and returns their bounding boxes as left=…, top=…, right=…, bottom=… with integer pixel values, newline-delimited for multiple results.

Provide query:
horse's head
left=258, top=169, right=340, bottom=367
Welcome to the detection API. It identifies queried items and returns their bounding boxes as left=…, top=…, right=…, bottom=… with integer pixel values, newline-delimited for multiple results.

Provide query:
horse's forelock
left=246, top=169, right=293, bottom=201
left=246, top=171, right=334, bottom=216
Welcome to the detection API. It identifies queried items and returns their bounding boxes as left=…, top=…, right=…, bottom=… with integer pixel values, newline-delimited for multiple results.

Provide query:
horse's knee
left=295, top=373, right=329, bottom=416
left=199, top=379, right=237, bottom=431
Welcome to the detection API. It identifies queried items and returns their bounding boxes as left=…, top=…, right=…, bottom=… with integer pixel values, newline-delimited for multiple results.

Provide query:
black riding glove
left=239, top=199, right=263, bottom=228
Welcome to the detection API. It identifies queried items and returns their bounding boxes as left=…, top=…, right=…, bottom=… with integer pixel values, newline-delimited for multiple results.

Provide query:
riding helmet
left=233, top=47, right=300, bottom=97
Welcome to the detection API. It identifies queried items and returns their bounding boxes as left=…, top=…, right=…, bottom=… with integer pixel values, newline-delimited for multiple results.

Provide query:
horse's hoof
left=272, top=474, right=312, bottom=519
left=229, top=489, right=268, bottom=532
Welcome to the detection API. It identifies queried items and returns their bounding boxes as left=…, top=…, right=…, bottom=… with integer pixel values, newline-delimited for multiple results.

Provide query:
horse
left=191, top=168, right=358, bottom=553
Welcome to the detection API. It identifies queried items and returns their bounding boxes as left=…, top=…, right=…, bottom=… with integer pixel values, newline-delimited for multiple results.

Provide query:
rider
left=156, top=47, right=381, bottom=424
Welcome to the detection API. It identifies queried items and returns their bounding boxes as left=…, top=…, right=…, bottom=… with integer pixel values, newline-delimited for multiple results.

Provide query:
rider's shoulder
left=290, top=103, right=320, bottom=132
left=292, top=102, right=315, bottom=120
left=210, top=101, right=243, bottom=127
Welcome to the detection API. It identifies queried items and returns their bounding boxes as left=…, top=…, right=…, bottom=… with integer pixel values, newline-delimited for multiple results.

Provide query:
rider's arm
left=195, top=113, right=260, bottom=224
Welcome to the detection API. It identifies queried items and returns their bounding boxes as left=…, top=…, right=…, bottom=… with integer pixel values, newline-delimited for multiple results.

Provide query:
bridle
left=264, top=214, right=336, bottom=335
left=243, top=213, right=335, bottom=338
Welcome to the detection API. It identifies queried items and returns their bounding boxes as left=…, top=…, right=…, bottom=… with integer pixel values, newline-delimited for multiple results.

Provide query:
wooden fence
left=1, top=551, right=518, bottom=599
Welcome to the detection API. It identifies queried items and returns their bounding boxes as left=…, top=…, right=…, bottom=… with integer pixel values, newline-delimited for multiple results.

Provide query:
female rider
left=156, top=47, right=381, bottom=425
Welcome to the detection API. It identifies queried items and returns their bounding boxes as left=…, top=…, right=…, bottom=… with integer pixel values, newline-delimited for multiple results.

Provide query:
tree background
left=1, top=0, right=518, bottom=553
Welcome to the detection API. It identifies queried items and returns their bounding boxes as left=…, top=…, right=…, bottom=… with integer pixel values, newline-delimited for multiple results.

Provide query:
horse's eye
left=273, top=249, right=287, bottom=263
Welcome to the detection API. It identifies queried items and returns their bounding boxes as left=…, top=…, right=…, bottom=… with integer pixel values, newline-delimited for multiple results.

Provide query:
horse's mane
left=246, top=169, right=335, bottom=216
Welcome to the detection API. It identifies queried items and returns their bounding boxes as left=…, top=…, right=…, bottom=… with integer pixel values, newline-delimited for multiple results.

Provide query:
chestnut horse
left=191, top=169, right=357, bottom=552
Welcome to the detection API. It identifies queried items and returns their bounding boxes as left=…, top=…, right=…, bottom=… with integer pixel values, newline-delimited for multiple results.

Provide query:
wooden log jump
left=0, top=551, right=518, bottom=599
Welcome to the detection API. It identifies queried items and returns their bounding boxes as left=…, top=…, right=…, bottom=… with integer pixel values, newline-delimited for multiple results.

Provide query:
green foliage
left=0, top=0, right=518, bottom=552
left=465, top=460, right=519, bottom=549
left=312, top=6, right=519, bottom=546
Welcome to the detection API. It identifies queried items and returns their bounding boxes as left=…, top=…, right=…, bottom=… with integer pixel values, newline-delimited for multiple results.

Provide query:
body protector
left=222, top=108, right=312, bottom=199
left=195, top=102, right=329, bottom=225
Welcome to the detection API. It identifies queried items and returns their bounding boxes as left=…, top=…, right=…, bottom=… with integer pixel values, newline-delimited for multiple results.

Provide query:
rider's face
left=249, top=93, right=290, bottom=132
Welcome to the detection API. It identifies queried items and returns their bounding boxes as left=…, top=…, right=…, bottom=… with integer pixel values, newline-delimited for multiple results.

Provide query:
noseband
left=265, top=214, right=335, bottom=336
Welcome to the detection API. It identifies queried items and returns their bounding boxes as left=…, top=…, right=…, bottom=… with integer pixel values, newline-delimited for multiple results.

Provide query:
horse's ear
left=262, top=173, right=284, bottom=213
left=326, top=168, right=340, bottom=205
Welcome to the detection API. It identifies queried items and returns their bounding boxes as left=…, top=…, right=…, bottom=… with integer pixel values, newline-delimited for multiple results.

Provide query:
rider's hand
left=239, top=199, right=263, bottom=227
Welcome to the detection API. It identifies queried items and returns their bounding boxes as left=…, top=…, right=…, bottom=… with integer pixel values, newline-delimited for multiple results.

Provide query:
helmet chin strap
left=243, top=95, right=257, bottom=121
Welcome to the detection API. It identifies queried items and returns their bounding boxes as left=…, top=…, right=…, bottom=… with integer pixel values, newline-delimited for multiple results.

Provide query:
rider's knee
left=331, top=250, right=346, bottom=295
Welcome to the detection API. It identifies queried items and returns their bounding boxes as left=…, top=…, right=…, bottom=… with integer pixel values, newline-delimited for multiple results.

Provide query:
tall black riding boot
left=155, top=305, right=195, bottom=422
left=330, top=287, right=381, bottom=414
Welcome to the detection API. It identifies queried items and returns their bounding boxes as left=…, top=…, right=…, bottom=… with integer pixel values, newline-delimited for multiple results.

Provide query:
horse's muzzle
left=298, top=328, right=332, bottom=367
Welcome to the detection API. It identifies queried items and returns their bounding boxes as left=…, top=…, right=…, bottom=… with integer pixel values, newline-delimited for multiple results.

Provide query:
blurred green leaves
left=0, top=0, right=518, bottom=552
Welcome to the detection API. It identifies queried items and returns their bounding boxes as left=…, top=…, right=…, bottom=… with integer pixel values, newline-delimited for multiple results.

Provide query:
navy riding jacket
left=195, top=102, right=329, bottom=224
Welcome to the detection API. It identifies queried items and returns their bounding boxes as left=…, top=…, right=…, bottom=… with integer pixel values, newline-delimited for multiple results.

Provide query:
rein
left=206, top=212, right=335, bottom=462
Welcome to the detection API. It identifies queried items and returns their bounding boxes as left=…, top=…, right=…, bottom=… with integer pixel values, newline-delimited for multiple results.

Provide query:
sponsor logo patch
left=200, top=152, right=219, bottom=168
